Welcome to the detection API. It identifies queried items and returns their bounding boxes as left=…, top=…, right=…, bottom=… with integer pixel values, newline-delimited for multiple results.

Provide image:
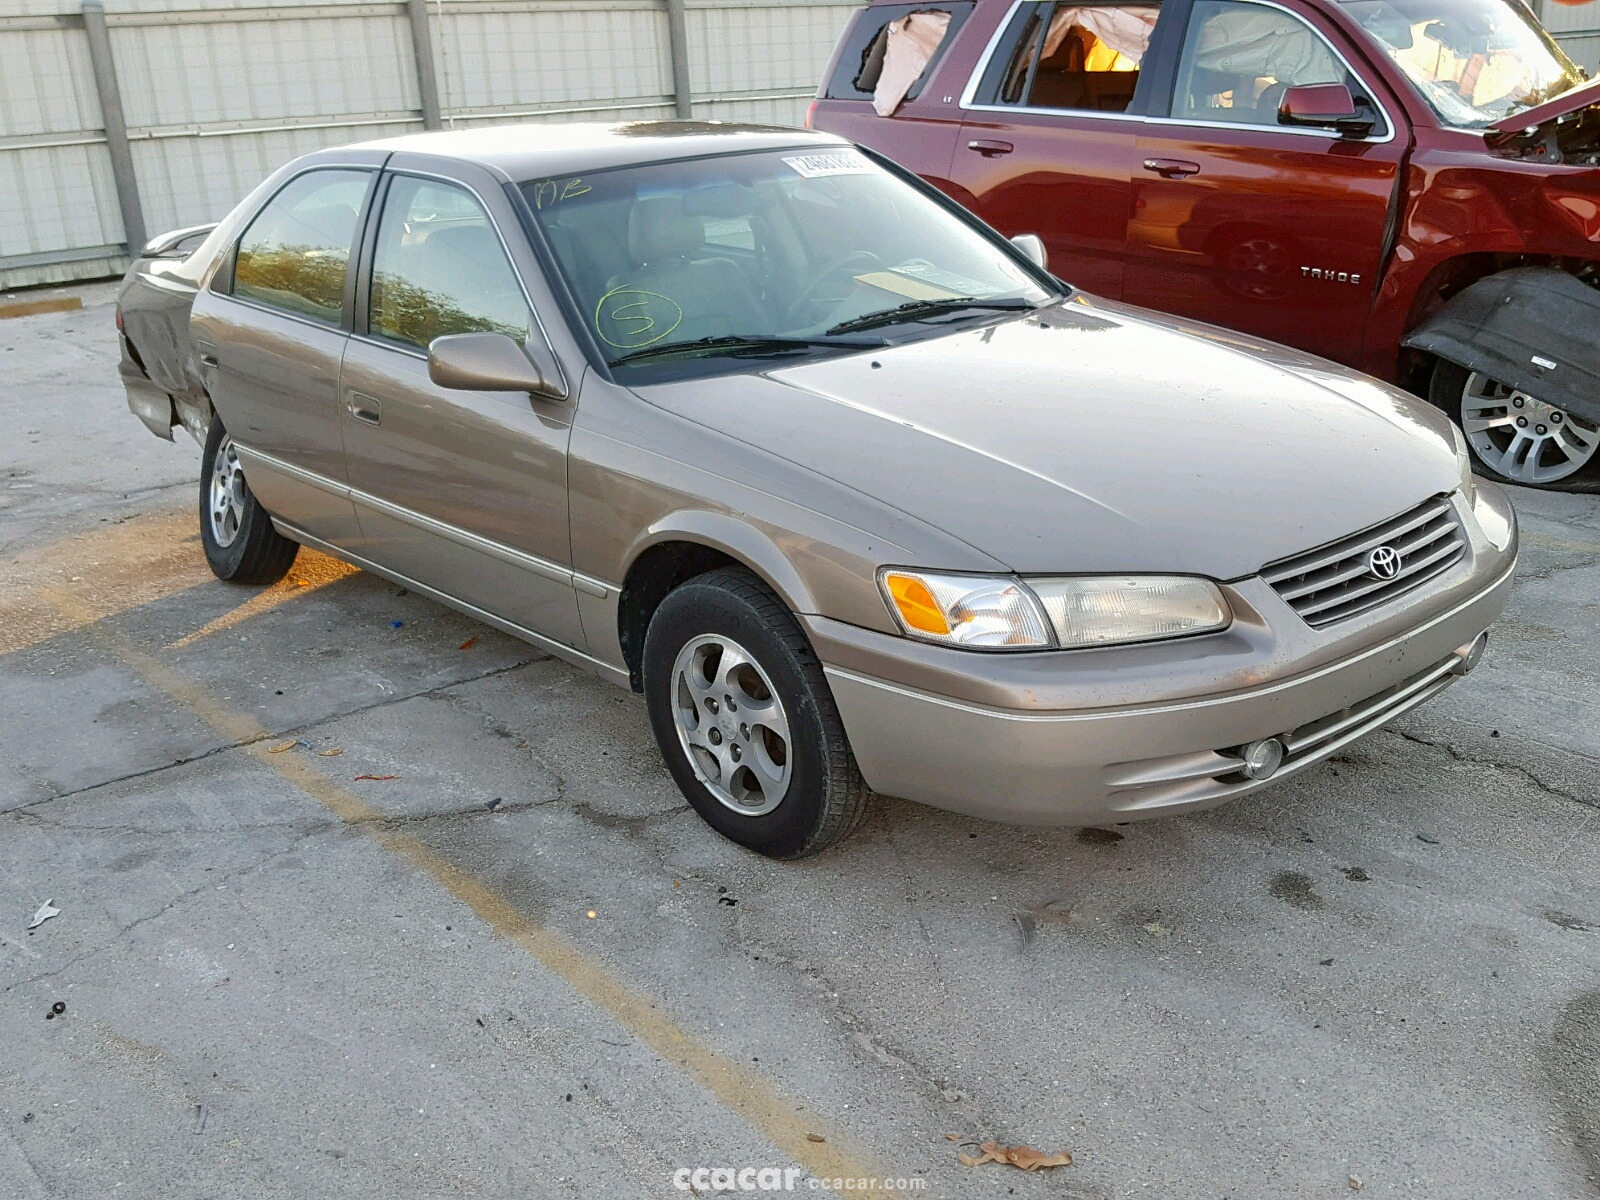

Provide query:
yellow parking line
left=40, top=586, right=890, bottom=1194
left=167, top=555, right=359, bottom=648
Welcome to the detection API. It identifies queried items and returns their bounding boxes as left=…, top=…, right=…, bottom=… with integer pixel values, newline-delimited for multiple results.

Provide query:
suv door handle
left=1142, top=158, right=1201, bottom=178
left=967, top=139, right=1014, bottom=157
left=347, top=393, right=381, bottom=425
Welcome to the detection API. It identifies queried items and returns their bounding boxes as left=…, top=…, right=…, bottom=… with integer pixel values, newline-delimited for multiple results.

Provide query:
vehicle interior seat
left=602, top=194, right=769, bottom=344
left=378, top=222, right=526, bottom=345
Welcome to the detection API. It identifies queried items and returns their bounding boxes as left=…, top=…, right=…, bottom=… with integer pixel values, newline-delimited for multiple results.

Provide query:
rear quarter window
left=825, top=2, right=975, bottom=101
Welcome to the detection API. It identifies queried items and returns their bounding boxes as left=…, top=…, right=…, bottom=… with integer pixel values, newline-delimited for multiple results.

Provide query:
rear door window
left=980, top=2, right=1163, bottom=113
left=232, top=169, right=371, bottom=324
left=826, top=2, right=974, bottom=104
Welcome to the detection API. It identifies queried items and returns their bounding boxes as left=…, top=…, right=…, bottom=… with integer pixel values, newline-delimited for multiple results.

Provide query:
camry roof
left=347, top=120, right=849, bottom=181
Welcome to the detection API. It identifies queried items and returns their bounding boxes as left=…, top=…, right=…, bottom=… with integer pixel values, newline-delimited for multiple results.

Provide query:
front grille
left=1261, top=495, right=1466, bottom=628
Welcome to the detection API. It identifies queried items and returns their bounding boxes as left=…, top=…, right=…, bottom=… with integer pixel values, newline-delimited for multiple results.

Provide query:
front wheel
left=199, top=417, right=299, bottom=583
left=642, top=567, right=871, bottom=858
left=1431, top=360, right=1600, bottom=492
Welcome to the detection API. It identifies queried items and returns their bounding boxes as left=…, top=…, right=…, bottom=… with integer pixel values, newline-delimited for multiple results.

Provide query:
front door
left=190, top=166, right=375, bottom=546
left=340, top=172, right=583, bottom=650
left=952, top=1, right=1171, bottom=297
left=1122, top=0, right=1405, bottom=364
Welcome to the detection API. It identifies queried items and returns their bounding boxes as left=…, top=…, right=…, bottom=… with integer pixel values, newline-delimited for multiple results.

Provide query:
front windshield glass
left=1339, top=0, right=1585, bottom=127
left=520, top=147, right=1053, bottom=376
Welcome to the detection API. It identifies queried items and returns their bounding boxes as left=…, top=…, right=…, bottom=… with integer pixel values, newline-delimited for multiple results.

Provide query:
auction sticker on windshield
left=782, top=151, right=875, bottom=178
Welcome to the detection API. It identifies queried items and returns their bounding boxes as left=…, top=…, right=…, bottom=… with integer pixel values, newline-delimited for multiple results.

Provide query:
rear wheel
left=199, top=417, right=299, bottom=583
left=1432, top=359, right=1600, bottom=492
left=642, top=567, right=871, bottom=858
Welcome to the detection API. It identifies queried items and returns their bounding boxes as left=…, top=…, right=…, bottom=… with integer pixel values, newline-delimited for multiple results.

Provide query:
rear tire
left=1431, top=359, right=1600, bottom=492
left=643, top=567, right=871, bottom=858
left=199, top=416, right=299, bottom=584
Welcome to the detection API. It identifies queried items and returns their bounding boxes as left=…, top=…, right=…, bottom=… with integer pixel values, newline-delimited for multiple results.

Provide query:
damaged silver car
left=116, top=122, right=1517, bottom=857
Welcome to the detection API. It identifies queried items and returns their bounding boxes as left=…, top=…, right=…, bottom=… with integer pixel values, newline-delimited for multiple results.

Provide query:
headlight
left=879, top=570, right=1052, bottom=648
left=1450, top=422, right=1476, bottom=502
left=1028, top=576, right=1231, bottom=648
left=879, top=570, right=1230, bottom=650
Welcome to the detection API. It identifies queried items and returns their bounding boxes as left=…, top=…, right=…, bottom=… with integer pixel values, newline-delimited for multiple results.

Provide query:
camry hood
left=636, top=299, right=1461, bottom=579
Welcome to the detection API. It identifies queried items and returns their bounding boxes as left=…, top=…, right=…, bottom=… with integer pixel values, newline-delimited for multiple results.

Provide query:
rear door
left=339, top=167, right=585, bottom=650
left=190, top=164, right=379, bottom=547
left=1121, top=0, right=1405, bottom=363
left=951, top=1, right=1175, bottom=297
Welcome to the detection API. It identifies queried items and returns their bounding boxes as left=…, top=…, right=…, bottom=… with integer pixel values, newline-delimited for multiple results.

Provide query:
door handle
left=1142, top=158, right=1201, bottom=178
left=346, top=393, right=381, bottom=425
left=967, top=139, right=1014, bottom=157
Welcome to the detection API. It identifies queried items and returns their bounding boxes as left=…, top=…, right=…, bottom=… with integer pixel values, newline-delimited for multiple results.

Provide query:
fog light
left=1451, top=632, right=1488, bottom=676
left=1241, top=737, right=1285, bottom=781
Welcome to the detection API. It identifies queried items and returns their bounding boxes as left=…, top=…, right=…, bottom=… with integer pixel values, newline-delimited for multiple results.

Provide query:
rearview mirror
left=1010, top=233, right=1048, bottom=271
left=1278, top=84, right=1374, bottom=138
left=427, top=333, right=565, bottom=400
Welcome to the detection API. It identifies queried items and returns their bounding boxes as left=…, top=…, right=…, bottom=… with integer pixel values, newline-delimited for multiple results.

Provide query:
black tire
left=642, top=567, right=872, bottom=859
left=198, top=416, right=299, bottom=584
left=1430, top=359, right=1600, bottom=493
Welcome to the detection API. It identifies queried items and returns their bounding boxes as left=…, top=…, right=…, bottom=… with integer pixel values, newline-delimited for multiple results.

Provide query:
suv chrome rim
left=670, top=633, right=792, bottom=817
left=209, top=433, right=245, bottom=548
left=1461, top=371, right=1599, bottom=485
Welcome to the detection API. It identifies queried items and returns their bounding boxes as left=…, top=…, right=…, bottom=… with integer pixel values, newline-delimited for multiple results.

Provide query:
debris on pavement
left=193, top=1104, right=208, bottom=1134
left=51, top=1001, right=65, bottom=1014
left=354, top=774, right=398, bottom=781
left=317, top=748, right=343, bottom=757
left=956, top=1140, right=1073, bottom=1170
left=267, top=740, right=298, bottom=754
left=458, top=636, right=477, bottom=650
left=486, top=797, right=502, bottom=811
left=390, top=620, right=404, bottom=629
left=805, top=1132, right=826, bottom=1143
left=1349, top=1175, right=1364, bottom=1190
left=26, top=900, right=60, bottom=930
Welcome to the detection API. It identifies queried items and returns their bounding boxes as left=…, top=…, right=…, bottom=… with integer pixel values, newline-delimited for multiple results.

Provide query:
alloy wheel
left=1460, top=371, right=1600, bottom=485
left=670, top=633, right=792, bottom=817
left=209, top=433, right=246, bottom=548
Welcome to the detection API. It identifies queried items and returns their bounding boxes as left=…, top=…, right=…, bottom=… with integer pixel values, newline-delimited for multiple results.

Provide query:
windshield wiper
left=609, top=334, right=877, bottom=367
left=826, top=296, right=1038, bottom=336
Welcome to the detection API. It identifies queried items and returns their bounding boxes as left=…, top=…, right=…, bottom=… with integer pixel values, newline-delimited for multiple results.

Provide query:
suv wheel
left=642, top=567, right=871, bottom=858
left=199, top=417, right=300, bottom=583
left=1432, top=360, right=1600, bottom=492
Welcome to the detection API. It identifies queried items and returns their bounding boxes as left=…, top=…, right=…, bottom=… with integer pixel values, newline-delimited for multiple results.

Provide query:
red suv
left=811, top=0, right=1600, bottom=490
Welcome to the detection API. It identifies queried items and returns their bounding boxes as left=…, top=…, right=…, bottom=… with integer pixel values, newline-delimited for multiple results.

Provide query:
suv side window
left=825, top=2, right=974, bottom=101
left=233, top=169, right=371, bottom=324
left=367, top=175, right=530, bottom=353
left=1171, top=0, right=1381, bottom=130
left=991, top=3, right=1161, bottom=113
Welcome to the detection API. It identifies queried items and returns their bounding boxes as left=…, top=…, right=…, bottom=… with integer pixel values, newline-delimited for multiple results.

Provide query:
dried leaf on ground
left=944, top=1133, right=963, bottom=1141
left=805, top=1133, right=826, bottom=1144
left=458, top=636, right=478, bottom=650
left=317, top=748, right=343, bottom=757
left=267, top=740, right=298, bottom=754
left=957, top=1141, right=1073, bottom=1171
left=354, top=774, right=399, bottom=781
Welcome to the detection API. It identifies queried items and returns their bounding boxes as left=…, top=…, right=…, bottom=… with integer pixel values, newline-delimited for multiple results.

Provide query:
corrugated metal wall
left=0, top=0, right=862, bottom=289
left=1536, top=0, right=1600, bottom=72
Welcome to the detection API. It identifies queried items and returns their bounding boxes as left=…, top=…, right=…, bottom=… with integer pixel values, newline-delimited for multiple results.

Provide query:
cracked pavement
left=1, top=286, right=1597, bottom=1199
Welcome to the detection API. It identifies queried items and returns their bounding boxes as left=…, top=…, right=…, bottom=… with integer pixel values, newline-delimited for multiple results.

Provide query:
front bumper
left=813, top=486, right=1517, bottom=825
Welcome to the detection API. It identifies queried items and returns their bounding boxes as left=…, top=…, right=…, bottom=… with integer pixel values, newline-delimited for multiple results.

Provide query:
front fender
left=628, top=510, right=820, bottom=616
left=1403, top=267, right=1600, bottom=425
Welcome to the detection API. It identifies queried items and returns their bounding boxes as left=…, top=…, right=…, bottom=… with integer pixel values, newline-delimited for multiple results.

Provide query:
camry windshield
left=521, top=148, right=1053, bottom=375
left=1339, top=0, right=1585, bottom=127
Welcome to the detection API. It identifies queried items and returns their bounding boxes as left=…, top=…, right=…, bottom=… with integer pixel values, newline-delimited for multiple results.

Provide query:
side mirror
left=1010, top=233, right=1048, bottom=271
left=1278, top=83, right=1374, bottom=138
left=427, top=333, right=565, bottom=400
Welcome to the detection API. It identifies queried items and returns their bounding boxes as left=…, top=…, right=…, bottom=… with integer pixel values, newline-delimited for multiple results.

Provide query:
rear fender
left=1402, top=267, right=1600, bottom=425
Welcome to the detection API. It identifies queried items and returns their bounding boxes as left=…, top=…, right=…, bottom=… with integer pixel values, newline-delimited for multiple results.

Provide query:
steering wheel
left=786, top=251, right=883, bottom=325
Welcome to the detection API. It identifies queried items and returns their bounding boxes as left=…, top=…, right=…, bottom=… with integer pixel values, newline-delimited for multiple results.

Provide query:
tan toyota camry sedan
left=116, top=122, right=1518, bottom=858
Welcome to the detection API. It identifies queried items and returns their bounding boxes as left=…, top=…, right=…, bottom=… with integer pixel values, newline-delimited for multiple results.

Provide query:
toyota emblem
left=1367, top=545, right=1402, bottom=580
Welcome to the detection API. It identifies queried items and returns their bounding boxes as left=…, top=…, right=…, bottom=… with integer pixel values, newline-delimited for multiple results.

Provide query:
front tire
left=199, top=417, right=299, bottom=583
left=1431, top=359, right=1600, bottom=492
left=642, top=567, right=871, bottom=859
